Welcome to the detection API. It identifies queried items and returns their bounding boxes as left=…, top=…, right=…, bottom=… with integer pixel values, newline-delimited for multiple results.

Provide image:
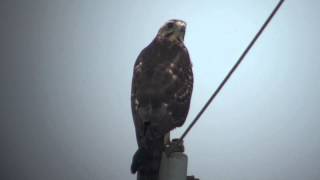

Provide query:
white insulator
left=159, top=152, right=188, bottom=180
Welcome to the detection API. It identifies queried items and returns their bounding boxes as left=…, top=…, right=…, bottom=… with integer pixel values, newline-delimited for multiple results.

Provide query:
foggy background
left=1, top=0, right=320, bottom=179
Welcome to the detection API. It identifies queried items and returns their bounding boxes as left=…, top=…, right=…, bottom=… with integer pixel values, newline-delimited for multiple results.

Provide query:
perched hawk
left=131, top=19, right=193, bottom=180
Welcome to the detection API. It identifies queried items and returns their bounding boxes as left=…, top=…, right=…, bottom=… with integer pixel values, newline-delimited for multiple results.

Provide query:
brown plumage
left=131, top=19, right=193, bottom=180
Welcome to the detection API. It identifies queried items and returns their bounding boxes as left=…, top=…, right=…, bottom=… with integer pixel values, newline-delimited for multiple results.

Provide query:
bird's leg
left=164, top=138, right=184, bottom=156
left=163, top=132, right=170, bottom=146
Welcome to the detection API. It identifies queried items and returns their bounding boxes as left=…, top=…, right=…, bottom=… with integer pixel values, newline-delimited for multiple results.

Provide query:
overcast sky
left=1, top=0, right=320, bottom=180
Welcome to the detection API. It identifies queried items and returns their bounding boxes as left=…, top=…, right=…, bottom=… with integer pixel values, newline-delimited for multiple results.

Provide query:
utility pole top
left=159, top=139, right=199, bottom=180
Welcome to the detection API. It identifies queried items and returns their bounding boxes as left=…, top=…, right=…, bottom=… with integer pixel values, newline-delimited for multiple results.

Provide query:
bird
left=130, top=19, right=193, bottom=180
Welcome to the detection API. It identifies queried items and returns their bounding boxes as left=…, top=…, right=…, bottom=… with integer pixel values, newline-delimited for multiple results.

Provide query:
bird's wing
left=131, top=41, right=193, bottom=180
left=131, top=43, right=193, bottom=147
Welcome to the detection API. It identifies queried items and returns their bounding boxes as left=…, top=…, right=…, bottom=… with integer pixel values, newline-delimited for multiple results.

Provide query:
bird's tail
left=131, top=137, right=164, bottom=180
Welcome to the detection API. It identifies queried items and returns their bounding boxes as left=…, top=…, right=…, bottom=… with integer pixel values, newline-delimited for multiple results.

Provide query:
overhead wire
left=179, top=0, right=286, bottom=141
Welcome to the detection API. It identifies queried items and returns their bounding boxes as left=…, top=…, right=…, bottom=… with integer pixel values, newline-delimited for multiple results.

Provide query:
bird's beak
left=175, top=20, right=186, bottom=33
left=175, top=21, right=186, bottom=42
left=175, top=20, right=186, bottom=28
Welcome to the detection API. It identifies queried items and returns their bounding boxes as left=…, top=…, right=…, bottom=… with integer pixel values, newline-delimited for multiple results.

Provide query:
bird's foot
left=164, top=138, right=184, bottom=156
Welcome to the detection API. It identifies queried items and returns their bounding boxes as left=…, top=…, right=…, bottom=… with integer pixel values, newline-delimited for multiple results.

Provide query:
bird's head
left=157, top=19, right=186, bottom=43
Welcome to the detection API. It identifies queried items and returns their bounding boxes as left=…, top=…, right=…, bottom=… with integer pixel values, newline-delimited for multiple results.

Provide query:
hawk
left=130, top=19, right=193, bottom=180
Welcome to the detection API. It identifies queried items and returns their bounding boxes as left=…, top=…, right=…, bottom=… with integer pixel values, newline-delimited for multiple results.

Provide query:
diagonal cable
left=180, top=0, right=286, bottom=141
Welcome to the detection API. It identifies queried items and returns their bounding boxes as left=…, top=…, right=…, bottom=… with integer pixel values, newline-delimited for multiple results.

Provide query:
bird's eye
left=167, top=22, right=174, bottom=28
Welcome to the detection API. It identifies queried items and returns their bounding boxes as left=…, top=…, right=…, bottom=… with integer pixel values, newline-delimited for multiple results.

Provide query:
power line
left=179, top=0, right=285, bottom=141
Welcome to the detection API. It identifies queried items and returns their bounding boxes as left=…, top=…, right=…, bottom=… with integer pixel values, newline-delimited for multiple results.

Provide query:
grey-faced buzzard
left=131, top=19, right=193, bottom=180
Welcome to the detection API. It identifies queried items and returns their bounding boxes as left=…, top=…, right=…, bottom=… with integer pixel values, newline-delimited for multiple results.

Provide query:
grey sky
left=1, top=0, right=320, bottom=180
